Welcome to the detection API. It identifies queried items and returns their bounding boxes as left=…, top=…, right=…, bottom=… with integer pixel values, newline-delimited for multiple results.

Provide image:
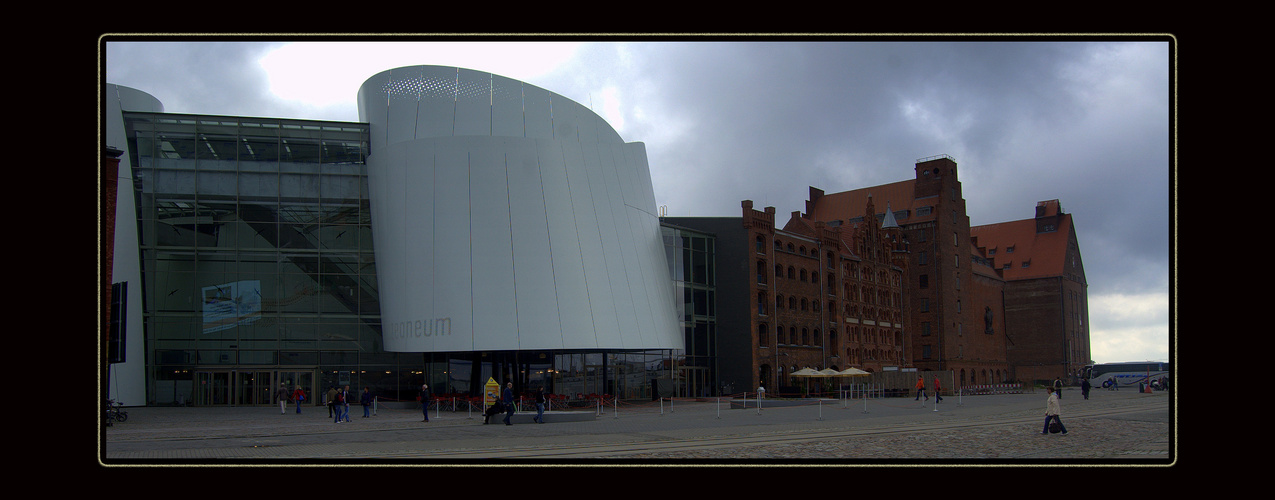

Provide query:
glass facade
left=124, top=112, right=421, bottom=405
left=122, top=111, right=694, bottom=406
left=662, top=224, right=719, bottom=397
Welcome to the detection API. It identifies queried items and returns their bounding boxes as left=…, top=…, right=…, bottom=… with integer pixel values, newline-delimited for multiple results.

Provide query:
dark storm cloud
left=106, top=41, right=289, bottom=118
left=544, top=41, right=1170, bottom=304
left=102, top=39, right=1172, bottom=361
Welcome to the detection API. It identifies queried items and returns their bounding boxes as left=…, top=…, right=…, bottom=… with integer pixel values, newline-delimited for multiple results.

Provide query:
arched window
left=758, top=323, right=769, bottom=347
left=775, top=294, right=784, bottom=310
left=777, top=324, right=785, bottom=344
left=755, top=235, right=765, bottom=253
left=801, top=328, right=809, bottom=345
left=788, top=266, right=795, bottom=279
left=756, top=260, right=767, bottom=284
left=800, top=269, right=807, bottom=281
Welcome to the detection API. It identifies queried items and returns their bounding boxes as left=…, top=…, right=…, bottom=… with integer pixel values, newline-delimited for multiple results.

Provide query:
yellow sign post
left=484, top=377, right=500, bottom=409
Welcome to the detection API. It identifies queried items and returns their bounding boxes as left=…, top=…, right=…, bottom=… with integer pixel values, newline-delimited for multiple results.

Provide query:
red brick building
left=800, top=156, right=1088, bottom=387
left=742, top=193, right=908, bottom=392
left=970, top=200, right=1090, bottom=384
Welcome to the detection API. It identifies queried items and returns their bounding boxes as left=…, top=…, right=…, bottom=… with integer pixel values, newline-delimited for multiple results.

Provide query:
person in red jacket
left=291, top=385, right=306, bottom=414
left=914, top=375, right=927, bottom=401
left=933, top=376, right=944, bottom=403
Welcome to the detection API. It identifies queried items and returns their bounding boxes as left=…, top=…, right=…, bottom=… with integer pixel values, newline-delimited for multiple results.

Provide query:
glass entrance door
left=275, top=370, right=315, bottom=407
left=193, top=369, right=315, bottom=406
left=678, top=366, right=710, bottom=398
left=194, top=371, right=230, bottom=405
left=236, top=370, right=275, bottom=405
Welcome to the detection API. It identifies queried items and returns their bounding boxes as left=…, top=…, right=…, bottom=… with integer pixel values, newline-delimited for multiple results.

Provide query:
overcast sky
left=102, top=36, right=1173, bottom=365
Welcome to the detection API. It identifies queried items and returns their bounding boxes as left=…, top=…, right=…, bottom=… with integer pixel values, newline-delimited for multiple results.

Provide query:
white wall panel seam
left=503, top=152, right=520, bottom=349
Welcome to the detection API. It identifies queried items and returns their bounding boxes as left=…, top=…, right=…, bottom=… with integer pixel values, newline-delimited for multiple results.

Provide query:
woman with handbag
left=1041, top=386, right=1067, bottom=435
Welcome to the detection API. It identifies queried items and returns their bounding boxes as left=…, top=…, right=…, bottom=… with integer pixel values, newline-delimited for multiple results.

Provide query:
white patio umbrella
left=837, top=367, right=871, bottom=377
left=789, top=367, right=821, bottom=396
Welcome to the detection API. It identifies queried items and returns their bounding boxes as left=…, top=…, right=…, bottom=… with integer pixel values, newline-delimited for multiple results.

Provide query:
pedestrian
left=361, top=387, right=373, bottom=418
left=1081, top=378, right=1091, bottom=400
left=275, top=383, right=291, bottom=414
left=502, top=382, right=516, bottom=425
left=1042, top=386, right=1068, bottom=435
left=419, top=384, right=432, bottom=422
left=758, top=383, right=766, bottom=400
left=342, top=385, right=352, bottom=422
left=292, top=385, right=306, bottom=414
left=1054, top=377, right=1063, bottom=399
left=333, top=387, right=347, bottom=423
left=915, top=375, right=927, bottom=401
left=933, top=376, right=943, bottom=403
left=326, top=386, right=337, bottom=417
left=533, top=387, right=546, bottom=424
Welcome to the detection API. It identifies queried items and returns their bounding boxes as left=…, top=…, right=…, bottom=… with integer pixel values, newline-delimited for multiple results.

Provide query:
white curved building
left=357, top=66, right=681, bottom=353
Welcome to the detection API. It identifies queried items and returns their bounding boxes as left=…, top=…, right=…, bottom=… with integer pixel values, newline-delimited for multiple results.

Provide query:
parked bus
left=1081, top=361, right=1170, bottom=389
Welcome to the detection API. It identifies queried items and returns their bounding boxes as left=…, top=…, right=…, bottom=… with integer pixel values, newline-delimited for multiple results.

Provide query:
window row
left=757, top=323, right=828, bottom=347
left=755, top=260, right=835, bottom=286
left=755, top=235, right=838, bottom=269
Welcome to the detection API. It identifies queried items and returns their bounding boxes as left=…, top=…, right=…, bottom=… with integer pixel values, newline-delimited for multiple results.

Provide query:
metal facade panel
left=372, top=144, right=409, bottom=351
left=523, top=85, right=553, bottom=140
left=467, top=140, right=519, bottom=350
left=537, top=140, right=594, bottom=348
left=430, top=142, right=475, bottom=351
left=385, top=67, right=422, bottom=147
left=359, top=65, right=680, bottom=353
left=356, top=71, right=391, bottom=152
left=506, top=138, right=563, bottom=349
left=402, top=140, right=437, bottom=351
left=452, top=68, right=492, bottom=137
left=490, top=74, right=524, bottom=138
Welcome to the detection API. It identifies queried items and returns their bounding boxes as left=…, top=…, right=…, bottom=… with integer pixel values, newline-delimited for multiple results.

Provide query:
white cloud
left=1087, top=291, right=1171, bottom=363
left=258, top=41, right=584, bottom=111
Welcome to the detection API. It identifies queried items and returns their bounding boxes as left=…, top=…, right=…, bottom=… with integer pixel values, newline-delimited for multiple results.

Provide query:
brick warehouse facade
left=801, top=156, right=1089, bottom=386
left=971, top=200, right=1090, bottom=384
left=741, top=196, right=907, bottom=393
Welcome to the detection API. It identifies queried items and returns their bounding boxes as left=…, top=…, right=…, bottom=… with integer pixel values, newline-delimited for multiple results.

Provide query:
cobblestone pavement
left=611, top=418, right=1170, bottom=460
left=102, top=389, right=1173, bottom=464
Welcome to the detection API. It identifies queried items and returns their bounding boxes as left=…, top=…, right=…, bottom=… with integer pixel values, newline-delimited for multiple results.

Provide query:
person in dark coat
left=533, top=387, right=547, bottom=424
left=419, top=384, right=432, bottom=422
left=1080, top=378, right=1091, bottom=400
left=361, top=387, right=374, bottom=418
left=502, top=382, right=516, bottom=425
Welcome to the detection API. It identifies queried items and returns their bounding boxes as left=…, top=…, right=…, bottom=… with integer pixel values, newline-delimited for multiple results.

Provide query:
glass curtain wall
left=661, top=225, right=718, bottom=397
left=125, top=111, right=691, bottom=407
left=126, top=112, right=417, bottom=406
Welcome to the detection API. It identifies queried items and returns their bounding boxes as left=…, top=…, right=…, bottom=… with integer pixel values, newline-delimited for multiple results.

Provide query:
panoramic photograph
left=99, top=35, right=1173, bottom=467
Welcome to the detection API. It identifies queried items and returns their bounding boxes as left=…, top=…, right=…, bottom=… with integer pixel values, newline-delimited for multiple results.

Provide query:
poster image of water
left=202, top=280, right=262, bottom=333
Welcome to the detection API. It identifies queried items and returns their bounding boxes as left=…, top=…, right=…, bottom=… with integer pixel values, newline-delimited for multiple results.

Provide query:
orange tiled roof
left=806, top=180, right=926, bottom=225
left=969, top=214, right=1073, bottom=281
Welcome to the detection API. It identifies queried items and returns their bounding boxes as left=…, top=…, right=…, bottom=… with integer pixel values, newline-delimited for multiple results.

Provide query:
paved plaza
left=101, top=387, right=1172, bottom=465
